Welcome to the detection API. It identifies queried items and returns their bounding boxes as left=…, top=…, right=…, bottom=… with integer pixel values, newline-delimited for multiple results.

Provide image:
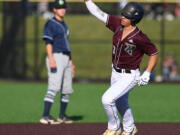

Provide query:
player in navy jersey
left=40, top=0, right=75, bottom=124
left=85, top=0, right=159, bottom=135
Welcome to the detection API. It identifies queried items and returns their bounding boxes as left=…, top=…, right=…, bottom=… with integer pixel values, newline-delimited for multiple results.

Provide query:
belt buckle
left=122, top=69, right=125, bottom=73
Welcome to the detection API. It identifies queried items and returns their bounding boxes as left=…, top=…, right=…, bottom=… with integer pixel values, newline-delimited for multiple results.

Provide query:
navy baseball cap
left=53, top=0, right=66, bottom=9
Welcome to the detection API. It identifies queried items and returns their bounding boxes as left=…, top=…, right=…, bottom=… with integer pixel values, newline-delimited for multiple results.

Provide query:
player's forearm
left=46, top=44, right=54, bottom=60
left=145, top=54, right=159, bottom=72
left=85, top=0, right=108, bottom=24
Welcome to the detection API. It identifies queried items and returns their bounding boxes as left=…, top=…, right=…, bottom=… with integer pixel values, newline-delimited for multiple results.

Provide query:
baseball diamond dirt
left=0, top=123, right=180, bottom=135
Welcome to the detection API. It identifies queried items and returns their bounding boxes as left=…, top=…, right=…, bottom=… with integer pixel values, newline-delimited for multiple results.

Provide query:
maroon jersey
left=106, top=15, right=158, bottom=69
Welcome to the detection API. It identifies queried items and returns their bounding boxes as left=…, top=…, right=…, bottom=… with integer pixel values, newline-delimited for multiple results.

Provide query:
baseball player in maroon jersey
left=84, top=1, right=159, bottom=135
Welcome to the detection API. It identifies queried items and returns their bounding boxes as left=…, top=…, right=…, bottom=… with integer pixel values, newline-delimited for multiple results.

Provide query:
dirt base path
left=0, top=123, right=180, bottom=135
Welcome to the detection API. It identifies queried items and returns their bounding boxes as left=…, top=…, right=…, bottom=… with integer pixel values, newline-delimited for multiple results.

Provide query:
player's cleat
left=57, top=115, right=73, bottom=124
left=121, top=126, right=138, bottom=135
left=103, top=128, right=122, bottom=135
left=40, top=116, right=61, bottom=125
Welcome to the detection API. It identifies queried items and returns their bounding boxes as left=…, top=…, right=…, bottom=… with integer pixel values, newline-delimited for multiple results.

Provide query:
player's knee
left=44, top=89, right=58, bottom=103
left=102, top=94, right=113, bottom=105
left=48, top=78, right=61, bottom=90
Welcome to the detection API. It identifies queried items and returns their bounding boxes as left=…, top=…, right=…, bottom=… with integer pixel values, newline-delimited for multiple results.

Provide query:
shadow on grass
left=69, top=116, right=83, bottom=121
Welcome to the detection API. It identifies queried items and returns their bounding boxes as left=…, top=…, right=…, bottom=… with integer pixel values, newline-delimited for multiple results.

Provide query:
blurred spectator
left=143, top=3, right=164, bottom=20
left=175, top=3, right=180, bottom=18
left=37, top=0, right=53, bottom=19
left=144, top=3, right=174, bottom=21
left=151, top=3, right=164, bottom=20
left=143, top=3, right=152, bottom=18
left=164, top=3, right=174, bottom=21
left=37, top=0, right=49, bottom=14
left=162, top=52, right=180, bottom=81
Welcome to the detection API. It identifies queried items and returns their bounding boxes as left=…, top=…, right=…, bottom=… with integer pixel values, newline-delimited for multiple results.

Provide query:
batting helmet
left=121, top=2, right=144, bottom=25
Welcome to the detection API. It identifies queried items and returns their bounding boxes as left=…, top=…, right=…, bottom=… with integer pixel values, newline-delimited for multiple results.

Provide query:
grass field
left=0, top=81, right=180, bottom=123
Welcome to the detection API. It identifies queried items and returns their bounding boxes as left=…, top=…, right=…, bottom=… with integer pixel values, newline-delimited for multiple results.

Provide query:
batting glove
left=138, top=71, right=150, bottom=86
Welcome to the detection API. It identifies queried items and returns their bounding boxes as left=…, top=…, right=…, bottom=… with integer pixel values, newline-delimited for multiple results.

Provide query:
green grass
left=0, top=82, right=180, bottom=123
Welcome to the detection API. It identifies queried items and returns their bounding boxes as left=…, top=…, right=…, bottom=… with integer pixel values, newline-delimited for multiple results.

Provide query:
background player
left=84, top=0, right=159, bottom=135
left=40, top=0, right=75, bottom=124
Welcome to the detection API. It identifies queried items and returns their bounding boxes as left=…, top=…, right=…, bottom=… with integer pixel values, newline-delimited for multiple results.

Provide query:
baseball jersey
left=43, top=17, right=71, bottom=53
left=106, top=15, right=158, bottom=70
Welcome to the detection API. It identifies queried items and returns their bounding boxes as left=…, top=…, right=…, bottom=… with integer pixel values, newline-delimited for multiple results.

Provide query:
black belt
left=113, top=65, right=131, bottom=73
left=62, top=52, right=70, bottom=56
left=54, top=52, right=70, bottom=56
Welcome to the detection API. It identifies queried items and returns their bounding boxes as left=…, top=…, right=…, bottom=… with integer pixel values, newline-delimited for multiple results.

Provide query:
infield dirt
left=0, top=123, right=180, bottom=135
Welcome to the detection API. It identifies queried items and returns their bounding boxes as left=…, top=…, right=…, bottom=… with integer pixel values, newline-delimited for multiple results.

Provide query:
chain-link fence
left=0, top=0, right=180, bottom=82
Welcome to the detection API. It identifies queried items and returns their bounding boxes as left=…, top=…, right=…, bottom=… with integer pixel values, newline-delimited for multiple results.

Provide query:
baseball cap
left=53, top=0, right=66, bottom=9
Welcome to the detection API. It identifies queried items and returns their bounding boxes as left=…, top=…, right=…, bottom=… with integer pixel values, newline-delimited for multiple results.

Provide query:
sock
left=43, top=101, right=52, bottom=117
left=60, top=101, right=68, bottom=118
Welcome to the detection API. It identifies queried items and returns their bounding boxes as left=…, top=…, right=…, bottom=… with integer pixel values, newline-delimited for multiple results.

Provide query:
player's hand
left=70, top=60, right=76, bottom=78
left=49, top=58, right=56, bottom=68
left=84, top=0, right=89, bottom=2
left=138, top=71, right=150, bottom=86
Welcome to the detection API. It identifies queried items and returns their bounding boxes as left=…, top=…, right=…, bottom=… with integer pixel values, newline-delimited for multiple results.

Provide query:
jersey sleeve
left=85, top=0, right=108, bottom=24
left=138, top=34, right=158, bottom=56
left=106, top=15, right=121, bottom=32
left=43, top=21, right=54, bottom=43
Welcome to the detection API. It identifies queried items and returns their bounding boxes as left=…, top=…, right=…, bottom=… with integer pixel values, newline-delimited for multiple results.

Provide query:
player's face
left=54, top=8, right=66, bottom=18
left=121, top=16, right=131, bottom=27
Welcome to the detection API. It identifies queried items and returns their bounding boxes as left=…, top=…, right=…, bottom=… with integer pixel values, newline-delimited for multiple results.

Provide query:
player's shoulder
left=109, top=14, right=121, bottom=20
left=45, top=18, right=54, bottom=24
left=135, top=28, right=151, bottom=42
left=106, top=14, right=121, bottom=30
left=44, top=17, right=57, bottom=27
left=108, top=14, right=121, bottom=22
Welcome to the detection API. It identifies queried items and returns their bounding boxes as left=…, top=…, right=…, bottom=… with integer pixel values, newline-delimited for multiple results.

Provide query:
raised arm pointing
left=84, top=0, right=108, bottom=24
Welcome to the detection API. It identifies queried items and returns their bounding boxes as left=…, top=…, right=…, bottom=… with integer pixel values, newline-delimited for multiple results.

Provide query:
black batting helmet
left=121, top=2, right=144, bottom=25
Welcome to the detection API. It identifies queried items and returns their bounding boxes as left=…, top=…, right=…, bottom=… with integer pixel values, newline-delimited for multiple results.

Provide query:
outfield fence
left=0, top=0, right=180, bottom=81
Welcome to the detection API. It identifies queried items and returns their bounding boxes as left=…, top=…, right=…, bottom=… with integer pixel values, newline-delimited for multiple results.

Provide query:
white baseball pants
left=102, top=66, right=140, bottom=132
left=46, top=53, right=73, bottom=94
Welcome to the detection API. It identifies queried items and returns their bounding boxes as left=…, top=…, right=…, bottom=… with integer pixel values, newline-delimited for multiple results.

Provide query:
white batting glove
left=138, top=71, right=150, bottom=86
